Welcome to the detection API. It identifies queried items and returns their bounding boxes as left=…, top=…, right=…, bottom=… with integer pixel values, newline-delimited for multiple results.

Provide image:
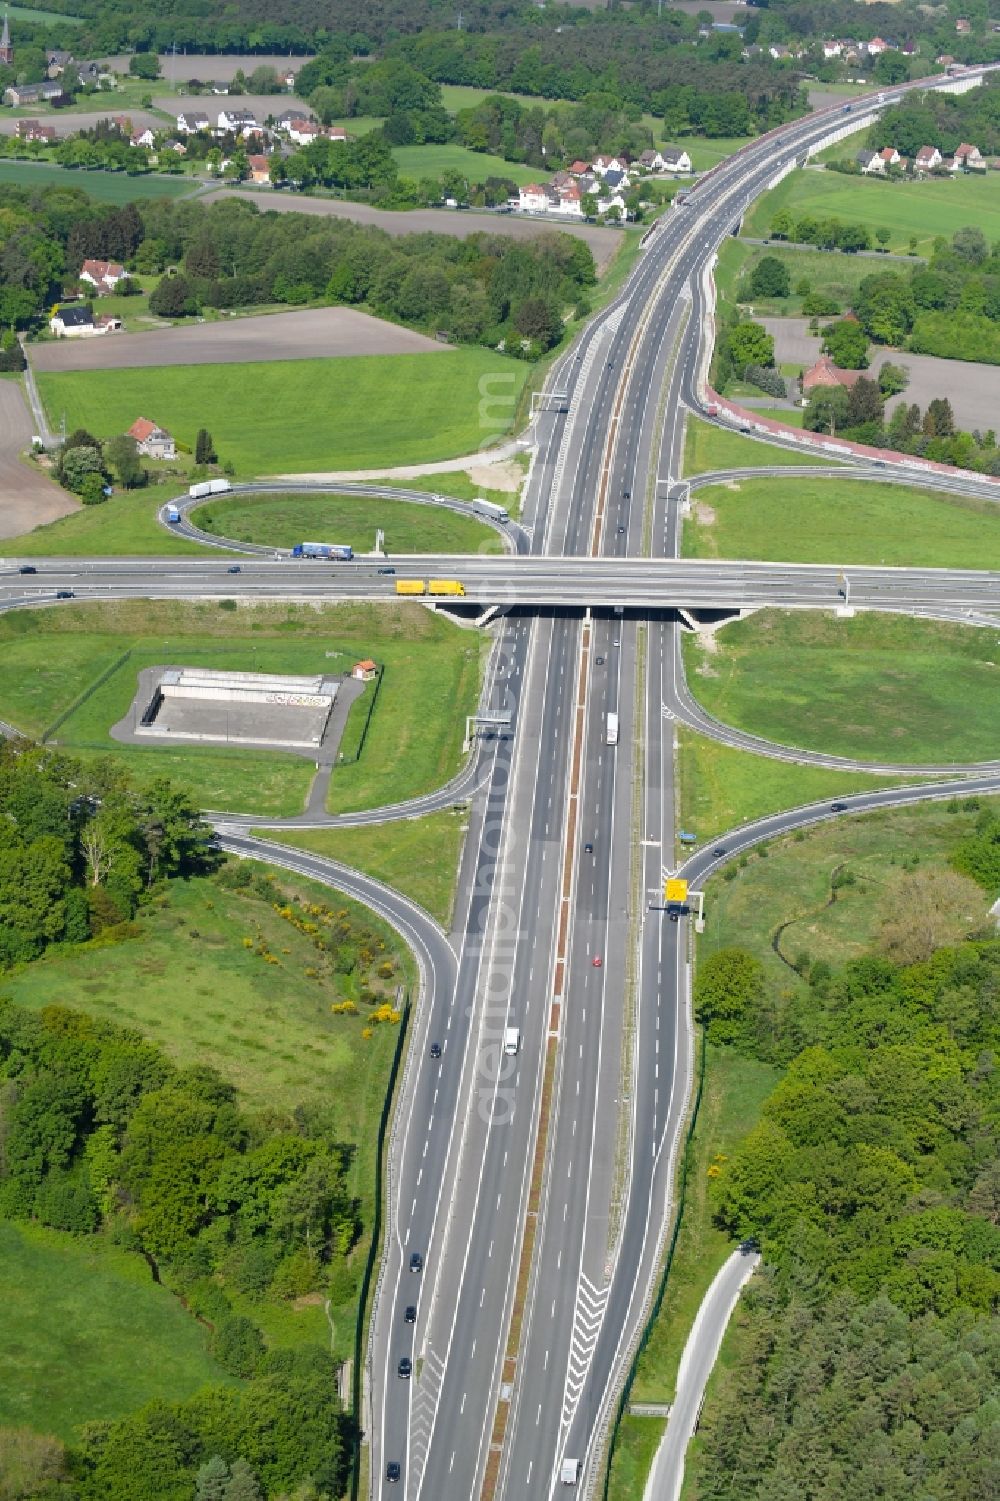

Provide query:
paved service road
left=643, top=1248, right=760, bottom=1501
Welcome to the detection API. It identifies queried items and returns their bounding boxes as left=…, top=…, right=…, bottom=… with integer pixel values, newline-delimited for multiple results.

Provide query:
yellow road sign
left=665, top=878, right=688, bottom=904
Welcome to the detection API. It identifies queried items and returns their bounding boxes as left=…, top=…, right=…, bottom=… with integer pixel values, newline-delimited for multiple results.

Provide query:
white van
left=560, top=1458, right=581, bottom=1485
left=503, top=1026, right=520, bottom=1056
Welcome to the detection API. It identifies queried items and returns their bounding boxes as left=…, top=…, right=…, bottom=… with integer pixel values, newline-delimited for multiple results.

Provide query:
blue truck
left=166, top=504, right=181, bottom=524
left=292, top=542, right=354, bottom=560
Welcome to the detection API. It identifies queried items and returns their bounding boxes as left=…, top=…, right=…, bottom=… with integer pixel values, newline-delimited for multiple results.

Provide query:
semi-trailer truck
left=606, top=711, right=619, bottom=746
left=291, top=542, right=353, bottom=560
left=428, top=579, right=465, bottom=596
left=395, top=580, right=426, bottom=595
left=188, top=478, right=232, bottom=499
left=471, top=497, right=509, bottom=523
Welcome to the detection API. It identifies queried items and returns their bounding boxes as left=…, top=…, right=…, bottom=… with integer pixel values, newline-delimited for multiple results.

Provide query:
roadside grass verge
left=0, top=1220, right=234, bottom=1442
left=682, top=414, right=829, bottom=476
left=4, top=489, right=212, bottom=556
left=0, top=600, right=485, bottom=817
left=683, top=474, right=1000, bottom=568
left=607, top=1414, right=666, bottom=1501
left=0, top=159, right=193, bottom=200
left=744, top=167, right=1000, bottom=255
left=629, top=1047, right=782, bottom=1406
left=36, top=348, right=528, bottom=476
left=723, top=238, right=910, bottom=316
left=696, top=796, right=996, bottom=990
left=676, top=728, right=910, bottom=848
left=193, top=491, right=503, bottom=554
left=259, top=808, right=469, bottom=928
left=683, top=611, right=1000, bottom=765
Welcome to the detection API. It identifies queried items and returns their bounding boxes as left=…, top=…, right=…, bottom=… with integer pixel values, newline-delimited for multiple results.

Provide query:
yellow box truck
left=395, top=580, right=426, bottom=595
left=428, top=580, right=466, bottom=596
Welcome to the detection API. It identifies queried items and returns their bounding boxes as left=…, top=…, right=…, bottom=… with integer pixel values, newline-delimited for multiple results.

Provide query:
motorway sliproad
left=3, top=65, right=1000, bottom=1501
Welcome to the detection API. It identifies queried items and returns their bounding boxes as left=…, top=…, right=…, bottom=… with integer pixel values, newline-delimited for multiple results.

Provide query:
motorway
left=5, top=64, right=1000, bottom=1501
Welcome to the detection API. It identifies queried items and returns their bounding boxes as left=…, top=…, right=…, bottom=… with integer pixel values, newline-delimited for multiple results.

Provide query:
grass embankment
left=696, top=797, right=995, bottom=987
left=193, top=492, right=502, bottom=554
left=0, top=600, right=485, bottom=817
left=36, top=348, right=528, bottom=476
left=0, top=159, right=192, bottom=200
left=676, top=728, right=908, bottom=848
left=745, top=166, right=1000, bottom=256
left=682, top=414, right=827, bottom=476
left=719, top=235, right=915, bottom=317
left=6, top=490, right=211, bottom=556
left=0, top=1221, right=233, bottom=1441
left=260, top=808, right=469, bottom=928
left=684, top=474, right=1000, bottom=568
left=684, top=611, right=1000, bottom=765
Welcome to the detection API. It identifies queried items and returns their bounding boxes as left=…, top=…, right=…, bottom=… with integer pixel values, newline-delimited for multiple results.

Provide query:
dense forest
left=690, top=803, right=1000, bottom=1498
left=0, top=182, right=596, bottom=354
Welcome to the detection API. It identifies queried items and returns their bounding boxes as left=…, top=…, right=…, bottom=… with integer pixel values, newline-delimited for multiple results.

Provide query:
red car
left=592, top=955, right=603, bottom=968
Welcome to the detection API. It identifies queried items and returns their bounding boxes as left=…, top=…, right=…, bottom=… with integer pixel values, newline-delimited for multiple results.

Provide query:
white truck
left=560, top=1458, right=581, bottom=1485
left=471, top=497, right=509, bottom=523
left=503, top=1026, right=520, bottom=1056
left=606, top=711, right=619, bottom=746
left=188, top=478, right=233, bottom=499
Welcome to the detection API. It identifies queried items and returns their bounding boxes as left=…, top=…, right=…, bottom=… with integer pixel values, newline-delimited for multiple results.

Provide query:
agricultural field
left=36, top=348, right=528, bottom=475
left=744, top=166, right=1000, bottom=256
left=683, top=474, right=1000, bottom=569
left=391, top=142, right=542, bottom=187
left=6, top=3, right=82, bottom=21
left=0, top=600, right=486, bottom=816
left=192, top=491, right=503, bottom=554
left=0, top=159, right=192, bottom=199
left=683, top=611, right=1000, bottom=765
left=0, top=1222, right=232, bottom=1442
left=5, top=491, right=212, bottom=556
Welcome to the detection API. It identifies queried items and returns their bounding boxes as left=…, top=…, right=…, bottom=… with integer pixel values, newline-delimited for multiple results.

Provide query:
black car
left=398, top=1357, right=412, bottom=1379
left=17, top=565, right=36, bottom=575
left=430, top=1043, right=442, bottom=1059
left=595, top=655, right=605, bottom=666
left=378, top=567, right=396, bottom=575
left=739, top=1237, right=760, bottom=1255
left=713, top=846, right=726, bottom=857
left=584, top=842, right=594, bottom=854
left=409, top=1252, right=423, bottom=1273
left=617, top=525, right=626, bottom=534
left=386, top=1462, right=401, bottom=1483
left=623, top=489, right=631, bottom=499
left=55, top=590, right=74, bottom=600
left=404, top=1305, right=417, bottom=1324
left=227, top=565, right=241, bottom=574
left=830, top=801, right=848, bottom=812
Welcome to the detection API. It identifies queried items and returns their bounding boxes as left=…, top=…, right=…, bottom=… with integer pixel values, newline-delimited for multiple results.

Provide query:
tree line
left=870, top=77, right=1000, bottom=162
left=687, top=802, right=1000, bottom=1498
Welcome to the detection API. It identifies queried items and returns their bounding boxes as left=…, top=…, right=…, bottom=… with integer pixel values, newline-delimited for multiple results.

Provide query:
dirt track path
left=0, top=380, right=77, bottom=540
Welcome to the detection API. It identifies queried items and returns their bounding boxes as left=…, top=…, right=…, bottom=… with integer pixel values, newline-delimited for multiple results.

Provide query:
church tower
left=0, top=12, right=13, bottom=66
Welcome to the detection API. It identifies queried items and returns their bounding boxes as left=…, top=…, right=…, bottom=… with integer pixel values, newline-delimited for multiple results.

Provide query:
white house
left=176, top=111, right=209, bottom=135
left=914, top=144, right=942, bottom=172
left=661, top=147, right=693, bottom=173
left=518, top=183, right=553, bottom=214
left=822, top=40, right=843, bottom=58
left=130, top=127, right=155, bottom=149
left=877, top=146, right=900, bottom=167
left=856, top=149, right=886, bottom=175
left=79, top=258, right=127, bottom=293
left=591, top=154, right=628, bottom=178
left=637, top=149, right=665, bottom=173
left=217, top=108, right=257, bottom=134
left=128, top=417, right=176, bottom=460
left=49, top=306, right=96, bottom=338
left=951, top=142, right=986, bottom=171
left=596, top=189, right=629, bottom=219
left=287, top=118, right=322, bottom=146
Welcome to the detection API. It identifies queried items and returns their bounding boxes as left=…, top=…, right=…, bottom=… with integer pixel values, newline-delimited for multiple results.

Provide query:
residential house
left=128, top=417, right=176, bottom=460
left=79, top=258, right=126, bottom=294
left=866, top=36, right=891, bottom=55
left=955, top=18, right=971, bottom=35
left=209, top=81, right=230, bottom=95
left=518, top=182, right=553, bottom=214
left=902, top=40, right=917, bottom=57
left=176, top=110, right=210, bottom=135
left=638, top=149, right=665, bottom=172
left=276, top=109, right=309, bottom=130
left=14, top=119, right=56, bottom=142
left=325, top=125, right=347, bottom=141
left=914, top=144, right=942, bottom=172
left=822, top=40, right=844, bottom=58
left=936, top=54, right=955, bottom=67
left=567, top=159, right=591, bottom=176
left=596, top=188, right=629, bottom=219
left=951, top=142, right=985, bottom=171
left=856, top=149, right=885, bottom=174
left=49, top=306, right=96, bottom=338
left=661, top=147, right=693, bottom=173
left=74, top=61, right=101, bottom=88
left=602, top=167, right=627, bottom=192
left=591, top=153, right=628, bottom=177
left=217, top=107, right=257, bottom=134
left=552, top=180, right=583, bottom=217
left=111, top=114, right=132, bottom=133
left=802, top=354, right=863, bottom=393
left=769, top=43, right=793, bottom=60
left=95, top=313, right=122, bottom=332
left=162, top=138, right=186, bottom=155
left=247, top=153, right=271, bottom=183
left=130, top=127, right=155, bottom=148
left=46, top=48, right=73, bottom=76
left=352, top=659, right=378, bottom=682
left=281, top=69, right=297, bottom=90
left=878, top=146, right=900, bottom=167
left=286, top=118, right=321, bottom=145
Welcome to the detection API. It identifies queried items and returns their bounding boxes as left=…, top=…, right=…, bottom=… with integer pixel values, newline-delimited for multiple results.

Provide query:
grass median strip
left=682, top=415, right=832, bottom=477
left=193, top=491, right=502, bottom=555
left=684, top=474, right=1000, bottom=569
left=683, top=611, right=1000, bottom=766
